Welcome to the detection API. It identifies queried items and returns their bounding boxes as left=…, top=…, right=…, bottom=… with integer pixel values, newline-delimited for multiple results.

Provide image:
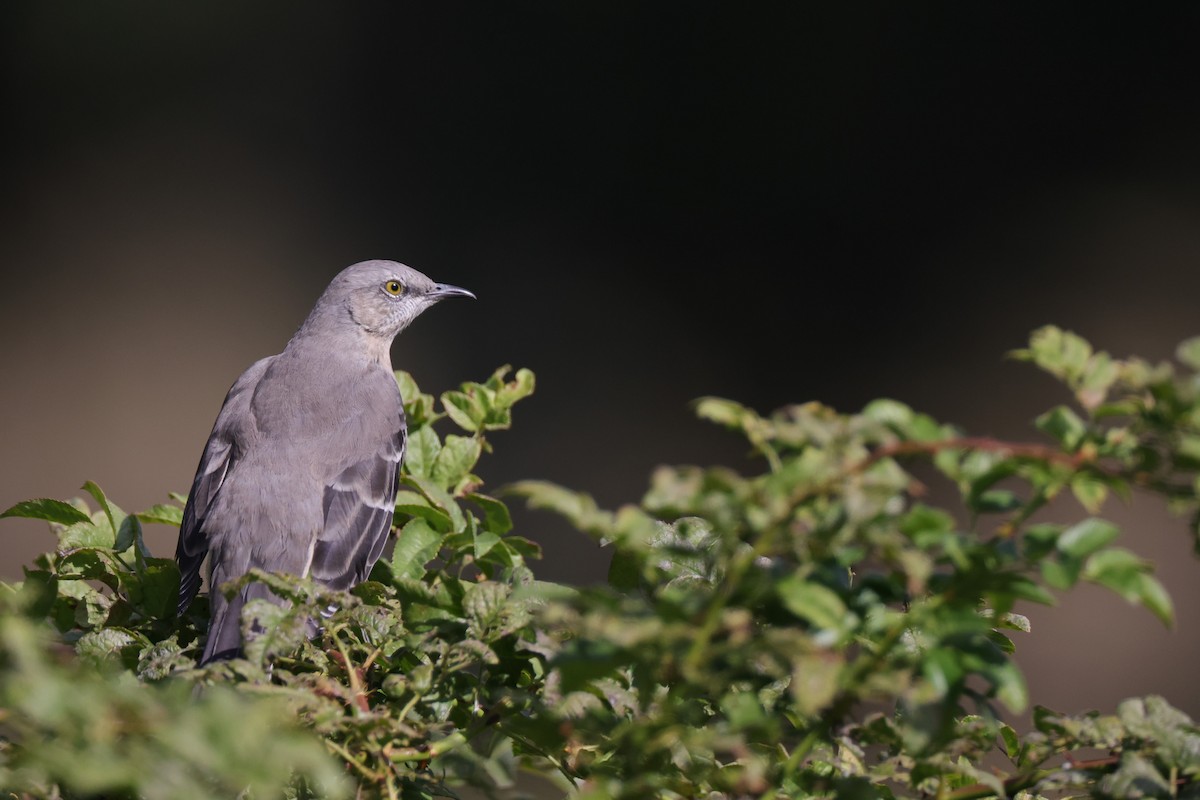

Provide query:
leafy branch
left=3, top=330, right=1200, bottom=799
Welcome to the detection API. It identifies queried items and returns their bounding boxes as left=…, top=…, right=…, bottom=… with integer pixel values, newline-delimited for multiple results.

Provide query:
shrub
left=2, top=332, right=1199, bottom=799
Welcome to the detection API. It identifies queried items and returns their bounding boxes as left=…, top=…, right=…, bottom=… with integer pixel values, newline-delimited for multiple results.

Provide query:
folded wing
left=174, top=358, right=272, bottom=617
left=309, top=413, right=405, bottom=590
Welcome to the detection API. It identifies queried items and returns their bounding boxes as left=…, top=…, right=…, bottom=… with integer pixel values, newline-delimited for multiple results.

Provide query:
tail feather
left=199, top=581, right=275, bottom=664
left=176, top=547, right=206, bottom=617
left=199, top=593, right=242, bottom=664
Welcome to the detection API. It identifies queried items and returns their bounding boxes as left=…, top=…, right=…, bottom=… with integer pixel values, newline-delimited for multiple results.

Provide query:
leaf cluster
left=2, top=334, right=1200, bottom=799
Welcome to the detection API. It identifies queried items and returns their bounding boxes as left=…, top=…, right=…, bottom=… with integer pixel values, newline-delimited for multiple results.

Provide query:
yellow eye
left=383, top=280, right=404, bottom=296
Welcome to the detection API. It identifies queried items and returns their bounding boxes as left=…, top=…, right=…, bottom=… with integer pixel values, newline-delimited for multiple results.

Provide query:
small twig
left=500, top=730, right=579, bottom=787
left=1063, top=755, right=1120, bottom=770
left=944, top=754, right=1131, bottom=800
left=943, top=768, right=1051, bottom=800
left=329, top=633, right=370, bottom=714
left=858, top=436, right=1095, bottom=474
left=360, top=646, right=384, bottom=675
left=326, top=739, right=382, bottom=783
left=394, top=688, right=423, bottom=723
left=761, top=729, right=821, bottom=800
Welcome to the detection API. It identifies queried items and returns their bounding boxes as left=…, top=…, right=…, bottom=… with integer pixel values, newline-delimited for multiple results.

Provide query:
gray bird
left=174, top=260, right=474, bottom=663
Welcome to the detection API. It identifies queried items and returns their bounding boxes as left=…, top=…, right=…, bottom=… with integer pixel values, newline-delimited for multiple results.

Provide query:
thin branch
left=326, top=739, right=383, bottom=783
left=943, top=767, right=1052, bottom=800
left=859, top=436, right=1095, bottom=473
left=329, top=631, right=370, bottom=714
left=944, top=755, right=1131, bottom=800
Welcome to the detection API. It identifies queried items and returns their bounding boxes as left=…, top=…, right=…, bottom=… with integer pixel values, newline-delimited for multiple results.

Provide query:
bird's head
left=314, top=259, right=475, bottom=340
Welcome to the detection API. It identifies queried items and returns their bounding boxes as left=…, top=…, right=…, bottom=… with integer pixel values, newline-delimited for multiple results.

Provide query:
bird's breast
left=247, top=356, right=402, bottom=477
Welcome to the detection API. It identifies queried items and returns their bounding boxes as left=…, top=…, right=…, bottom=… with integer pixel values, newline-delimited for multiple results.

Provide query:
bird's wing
left=309, top=409, right=406, bottom=590
left=174, top=358, right=272, bottom=616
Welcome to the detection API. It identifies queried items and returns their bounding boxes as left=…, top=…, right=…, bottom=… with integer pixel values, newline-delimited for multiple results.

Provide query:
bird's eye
left=383, top=280, right=405, bottom=296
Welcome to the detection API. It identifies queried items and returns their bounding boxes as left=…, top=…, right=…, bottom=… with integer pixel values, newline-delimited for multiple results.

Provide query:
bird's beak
left=429, top=283, right=476, bottom=300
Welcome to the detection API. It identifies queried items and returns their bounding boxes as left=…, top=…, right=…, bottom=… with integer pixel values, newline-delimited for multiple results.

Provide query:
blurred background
left=3, top=3, right=1200, bottom=724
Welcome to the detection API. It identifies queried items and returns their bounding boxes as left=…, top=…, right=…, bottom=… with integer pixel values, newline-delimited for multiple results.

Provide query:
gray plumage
left=174, top=260, right=473, bottom=663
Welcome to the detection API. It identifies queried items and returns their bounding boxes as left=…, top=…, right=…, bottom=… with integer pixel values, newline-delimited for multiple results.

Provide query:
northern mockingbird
left=174, top=260, right=474, bottom=663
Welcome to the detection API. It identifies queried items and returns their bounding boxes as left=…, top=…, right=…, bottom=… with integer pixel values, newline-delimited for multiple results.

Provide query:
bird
left=173, top=260, right=474, bottom=663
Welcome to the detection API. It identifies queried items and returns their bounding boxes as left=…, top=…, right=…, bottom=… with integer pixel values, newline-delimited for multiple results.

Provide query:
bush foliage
left=3, top=331, right=1200, bottom=799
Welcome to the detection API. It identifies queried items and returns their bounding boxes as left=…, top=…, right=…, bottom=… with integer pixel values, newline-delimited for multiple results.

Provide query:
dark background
left=3, top=3, right=1200, bottom=724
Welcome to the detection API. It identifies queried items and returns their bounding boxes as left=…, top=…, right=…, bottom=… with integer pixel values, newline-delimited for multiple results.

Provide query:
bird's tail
left=198, top=581, right=327, bottom=665
left=199, top=581, right=274, bottom=664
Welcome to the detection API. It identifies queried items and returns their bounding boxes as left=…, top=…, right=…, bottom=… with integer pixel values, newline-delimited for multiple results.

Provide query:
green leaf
left=861, top=398, right=915, bottom=431
left=1057, top=518, right=1119, bottom=559
left=1078, top=351, right=1118, bottom=410
left=240, top=599, right=308, bottom=666
left=1118, top=696, right=1194, bottom=743
left=777, top=576, right=848, bottom=634
left=965, top=460, right=1019, bottom=512
left=721, top=690, right=767, bottom=730
left=502, top=535, right=542, bottom=562
left=138, top=559, right=181, bottom=620
left=114, top=514, right=142, bottom=554
left=389, top=518, right=444, bottom=580
left=693, top=397, right=758, bottom=429
left=554, top=639, right=624, bottom=694
left=607, top=550, right=641, bottom=592
left=1176, top=336, right=1200, bottom=370
left=791, top=653, right=842, bottom=717
left=494, top=367, right=536, bottom=409
left=1019, top=326, right=1093, bottom=380
left=1032, top=705, right=1066, bottom=735
left=1070, top=475, right=1108, bottom=514
left=405, top=476, right=466, bottom=532
left=404, top=426, right=441, bottom=479
left=1041, top=557, right=1081, bottom=590
left=1102, top=754, right=1172, bottom=797
left=393, top=489, right=453, bottom=530
left=993, top=612, right=1031, bottom=633
left=908, top=412, right=948, bottom=442
left=922, top=647, right=964, bottom=697
left=1176, top=434, right=1200, bottom=465
left=1023, top=523, right=1062, bottom=561
left=467, top=493, right=513, bottom=536
left=57, top=548, right=124, bottom=588
left=396, top=370, right=440, bottom=427
left=1035, top=405, right=1086, bottom=449
left=81, top=481, right=123, bottom=539
left=512, top=579, right=578, bottom=605
left=439, top=371, right=531, bottom=432
left=508, top=481, right=614, bottom=540
left=471, top=529, right=501, bottom=561
left=1082, top=547, right=1145, bottom=594
left=998, top=723, right=1021, bottom=761
left=15, top=570, right=58, bottom=616
left=0, top=498, right=92, bottom=526
left=1081, top=548, right=1174, bottom=626
left=993, top=660, right=1029, bottom=713
left=970, top=489, right=1021, bottom=513
left=136, top=503, right=184, bottom=527
left=1009, top=576, right=1057, bottom=606
left=76, top=627, right=140, bottom=664
left=58, top=514, right=117, bottom=550
left=1135, top=574, right=1175, bottom=628
left=441, top=389, right=486, bottom=433
left=901, top=504, right=956, bottom=548
left=81, top=481, right=145, bottom=557
left=394, top=369, right=421, bottom=403
left=463, top=581, right=508, bottom=634
left=431, top=434, right=482, bottom=489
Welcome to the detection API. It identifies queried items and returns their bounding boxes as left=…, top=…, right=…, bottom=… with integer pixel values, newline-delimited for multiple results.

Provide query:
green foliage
left=0, top=582, right=347, bottom=799
left=3, top=335, right=1200, bottom=798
